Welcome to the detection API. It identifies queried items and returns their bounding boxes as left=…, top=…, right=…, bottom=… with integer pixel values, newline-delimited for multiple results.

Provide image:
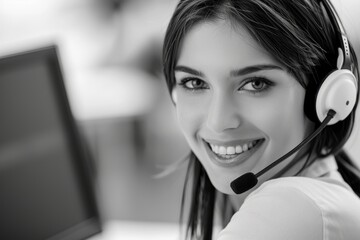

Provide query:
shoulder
left=217, top=177, right=360, bottom=240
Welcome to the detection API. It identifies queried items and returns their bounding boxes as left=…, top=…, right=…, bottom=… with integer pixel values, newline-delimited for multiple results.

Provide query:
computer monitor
left=0, top=45, right=102, bottom=240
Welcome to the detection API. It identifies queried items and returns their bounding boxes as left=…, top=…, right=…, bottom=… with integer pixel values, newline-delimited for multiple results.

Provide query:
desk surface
left=88, top=220, right=180, bottom=240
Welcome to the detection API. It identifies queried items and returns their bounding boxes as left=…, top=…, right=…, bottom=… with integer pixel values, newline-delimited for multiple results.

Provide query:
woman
left=163, top=0, right=360, bottom=239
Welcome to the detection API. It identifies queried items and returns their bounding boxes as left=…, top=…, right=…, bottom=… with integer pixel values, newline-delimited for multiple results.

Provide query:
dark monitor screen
left=0, top=46, right=102, bottom=240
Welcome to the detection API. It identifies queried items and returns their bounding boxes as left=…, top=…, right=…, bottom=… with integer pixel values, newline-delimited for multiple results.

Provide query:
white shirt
left=217, top=156, right=360, bottom=240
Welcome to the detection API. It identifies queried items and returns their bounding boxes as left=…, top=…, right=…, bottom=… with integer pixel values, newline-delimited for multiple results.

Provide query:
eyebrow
left=230, top=64, right=283, bottom=77
left=174, top=65, right=204, bottom=77
left=174, top=64, right=283, bottom=77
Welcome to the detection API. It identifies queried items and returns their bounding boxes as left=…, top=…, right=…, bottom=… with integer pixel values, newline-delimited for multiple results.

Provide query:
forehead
left=177, top=20, right=279, bottom=71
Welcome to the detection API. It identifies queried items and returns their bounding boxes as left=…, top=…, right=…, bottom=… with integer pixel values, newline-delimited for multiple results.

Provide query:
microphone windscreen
left=230, top=172, right=258, bottom=194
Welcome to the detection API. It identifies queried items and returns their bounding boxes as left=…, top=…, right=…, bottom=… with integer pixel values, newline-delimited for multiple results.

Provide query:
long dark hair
left=163, top=0, right=360, bottom=239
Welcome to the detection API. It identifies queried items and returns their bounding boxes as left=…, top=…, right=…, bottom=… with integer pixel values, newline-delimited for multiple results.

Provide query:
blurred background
left=0, top=0, right=360, bottom=239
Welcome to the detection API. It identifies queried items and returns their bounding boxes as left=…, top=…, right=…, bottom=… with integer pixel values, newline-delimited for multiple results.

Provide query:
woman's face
left=173, top=20, right=313, bottom=194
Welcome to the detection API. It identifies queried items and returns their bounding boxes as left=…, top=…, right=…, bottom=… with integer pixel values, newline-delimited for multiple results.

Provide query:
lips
left=204, top=138, right=265, bottom=167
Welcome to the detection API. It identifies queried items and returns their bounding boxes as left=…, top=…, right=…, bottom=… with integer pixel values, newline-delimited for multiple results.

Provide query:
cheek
left=249, top=87, right=308, bottom=149
left=176, top=107, right=193, bottom=138
left=175, top=95, right=206, bottom=139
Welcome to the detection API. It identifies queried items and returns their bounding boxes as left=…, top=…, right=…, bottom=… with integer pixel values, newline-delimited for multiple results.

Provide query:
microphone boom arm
left=256, top=109, right=336, bottom=178
left=230, top=109, right=336, bottom=194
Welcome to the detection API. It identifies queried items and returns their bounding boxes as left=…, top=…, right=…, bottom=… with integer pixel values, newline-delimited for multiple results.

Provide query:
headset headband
left=321, top=0, right=352, bottom=70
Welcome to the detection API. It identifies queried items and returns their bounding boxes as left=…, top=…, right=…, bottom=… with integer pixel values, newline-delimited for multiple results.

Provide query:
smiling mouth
left=204, top=139, right=265, bottom=166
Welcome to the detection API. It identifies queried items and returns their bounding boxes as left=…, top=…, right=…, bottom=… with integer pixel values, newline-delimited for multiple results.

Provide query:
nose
left=206, top=92, right=242, bottom=133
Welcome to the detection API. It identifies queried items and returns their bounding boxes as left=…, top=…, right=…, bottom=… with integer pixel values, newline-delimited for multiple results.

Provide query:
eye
left=240, top=77, right=273, bottom=93
left=179, top=78, right=208, bottom=90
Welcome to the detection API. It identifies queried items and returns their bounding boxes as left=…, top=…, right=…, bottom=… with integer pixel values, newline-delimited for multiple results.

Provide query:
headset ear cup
left=316, top=69, right=357, bottom=125
left=304, top=81, right=319, bottom=123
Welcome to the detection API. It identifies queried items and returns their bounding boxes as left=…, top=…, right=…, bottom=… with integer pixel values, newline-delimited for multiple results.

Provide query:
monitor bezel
left=0, top=45, right=102, bottom=240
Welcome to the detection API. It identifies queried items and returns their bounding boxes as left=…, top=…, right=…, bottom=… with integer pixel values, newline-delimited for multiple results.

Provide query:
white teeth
left=219, top=146, right=227, bottom=155
left=236, top=145, right=242, bottom=153
left=243, top=143, right=248, bottom=152
left=226, top=146, right=235, bottom=155
left=209, top=140, right=259, bottom=157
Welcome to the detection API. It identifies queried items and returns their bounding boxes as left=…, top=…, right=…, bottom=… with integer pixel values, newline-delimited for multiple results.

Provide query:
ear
left=171, top=89, right=178, bottom=104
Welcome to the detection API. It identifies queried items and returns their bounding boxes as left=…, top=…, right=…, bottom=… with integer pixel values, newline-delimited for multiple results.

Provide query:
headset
left=307, top=0, right=358, bottom=125
left=231, top=0, right=359, bottom=194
